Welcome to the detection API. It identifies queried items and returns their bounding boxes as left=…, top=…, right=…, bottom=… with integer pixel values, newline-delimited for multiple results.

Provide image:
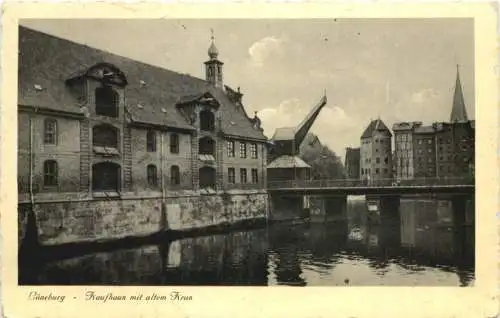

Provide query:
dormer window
left=95, top=85, right=119, bottom=117
left=200, top=109, right=215, bottom=132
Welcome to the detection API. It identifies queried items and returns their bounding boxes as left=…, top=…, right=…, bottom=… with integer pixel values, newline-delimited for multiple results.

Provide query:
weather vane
left=210, top=28, right=215, bottom=41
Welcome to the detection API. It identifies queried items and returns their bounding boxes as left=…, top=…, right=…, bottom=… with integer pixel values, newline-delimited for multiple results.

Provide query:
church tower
left=450, top=64, right=468, bottom=123
left=204, top=30, right=224, bottom=88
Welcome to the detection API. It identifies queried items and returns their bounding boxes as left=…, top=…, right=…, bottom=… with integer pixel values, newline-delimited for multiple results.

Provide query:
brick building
left=360, top=119, right=393, bottom=182
left=392, top=66, right=475, bottom=180
left=413, top=125, right=437, bottom=178
left=392, top=122, right=422, bottom=180
left=18, top=26, right=268, bottom=201
left=344, top=147, right=360, bottom=179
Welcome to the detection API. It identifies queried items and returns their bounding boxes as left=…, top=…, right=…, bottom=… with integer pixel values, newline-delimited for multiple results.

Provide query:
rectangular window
left=227, top=141, right=235, bottom=157
left=147, top=165, right=158, bottom=187
left=376, top=157, right=380, bottom=164
left=228, top=168, right=235, bottom=184
left=240, top=168, right=247, bottom=184
left=375, top=168, right=379, bottom=174
left=44, top=119, right=58, bottom=145
left=43, top=160, right=58, bottom=186
left=418, top=140, right=422, bottom=145
left=428, top=148, right=432, bottom=153
left=170, top=134, right=179, bottom=154
left=251, top=169, right=259, bottom=184
left=240, top=142, right=247, bottom=158
left=427, top=139, right=432, bottom=144
left=147, top=131, right=157, bottom=152
left=250, top=143, right=258, bottom=159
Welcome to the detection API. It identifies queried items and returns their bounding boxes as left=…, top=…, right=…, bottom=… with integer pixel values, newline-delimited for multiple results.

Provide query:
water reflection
left=22, top=198, right=474, bottom=286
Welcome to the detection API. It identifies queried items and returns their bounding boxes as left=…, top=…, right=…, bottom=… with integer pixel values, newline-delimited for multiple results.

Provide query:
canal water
left=20, top=198, right=475, bottom=286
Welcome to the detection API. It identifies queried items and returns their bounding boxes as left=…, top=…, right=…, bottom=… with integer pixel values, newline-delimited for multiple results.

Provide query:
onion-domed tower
left=204, top=30, right=224, bottom=88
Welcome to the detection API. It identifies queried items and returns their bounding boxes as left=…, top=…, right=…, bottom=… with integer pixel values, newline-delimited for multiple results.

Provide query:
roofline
left=223, top=133, right=267, bottom=142
left=130, top=120, right=196, bottom=133
left=18, top=104, right=85, bottom=120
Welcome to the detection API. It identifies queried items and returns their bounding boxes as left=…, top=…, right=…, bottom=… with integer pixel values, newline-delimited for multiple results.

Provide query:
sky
left=21, top=19, right=474, bottom=160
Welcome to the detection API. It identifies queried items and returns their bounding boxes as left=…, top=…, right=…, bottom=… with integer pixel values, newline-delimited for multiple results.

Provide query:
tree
left=299, top=133, right=346, bottom=180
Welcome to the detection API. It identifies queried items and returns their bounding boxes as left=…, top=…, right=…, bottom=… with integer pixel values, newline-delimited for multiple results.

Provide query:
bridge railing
left=267, top=177, right=474, bottom=189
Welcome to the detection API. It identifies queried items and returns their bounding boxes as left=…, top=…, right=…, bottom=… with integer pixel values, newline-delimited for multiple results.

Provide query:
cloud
left=248, top=36, right=285, bottom=67
left=410, top=88, right=439, bottom=104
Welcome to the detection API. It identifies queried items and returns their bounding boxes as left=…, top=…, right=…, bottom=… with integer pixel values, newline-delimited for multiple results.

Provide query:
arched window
left=43, top=160, right=58, bottom=186
left=170, top=165, right=180, bottom=186
left=93, top=124, right=119, bottom=148
left=147, top=164, right=158, bottom=187
left=92, top=162, right=120, bottom=192
left=95, top=85, right=119, bottom=117
left=43, top=119, right=57, bottom=145
left=199, top=136, right=215, bottom=156
left=170, top=133, right=179, bottom=154
left=147, top=131, right=156, bottom=152
left=199, top=166, right=216, bottom=189
left=200, top=109, right=215, bottom=132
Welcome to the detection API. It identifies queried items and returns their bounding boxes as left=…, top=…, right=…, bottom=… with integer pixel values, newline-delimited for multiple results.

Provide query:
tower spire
left=450, top=64, right=468, bottom=122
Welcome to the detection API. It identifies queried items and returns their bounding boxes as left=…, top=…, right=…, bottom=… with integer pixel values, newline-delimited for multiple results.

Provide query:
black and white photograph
left=17, top=18, right=476, bottom=287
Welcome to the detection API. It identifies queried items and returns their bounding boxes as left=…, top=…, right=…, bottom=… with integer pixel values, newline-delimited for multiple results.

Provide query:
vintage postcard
left=1, top=2, right=498, bottom=318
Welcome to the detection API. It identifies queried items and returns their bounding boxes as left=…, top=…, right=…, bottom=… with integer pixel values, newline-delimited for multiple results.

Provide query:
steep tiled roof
left=267, top=155, right=311, bottom=169
left=18, top=26, right=266, bottom=140
left=360, top=119, right=392, bottom=139
left=272, top=127, right=296, bottom=140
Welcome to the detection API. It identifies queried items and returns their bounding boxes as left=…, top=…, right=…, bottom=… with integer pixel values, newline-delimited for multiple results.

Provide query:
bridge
left=267, top=177, right=475, bottom=195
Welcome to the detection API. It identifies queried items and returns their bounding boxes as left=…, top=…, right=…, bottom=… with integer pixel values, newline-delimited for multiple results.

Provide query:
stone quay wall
left=18, top=190, right=268, bottom=246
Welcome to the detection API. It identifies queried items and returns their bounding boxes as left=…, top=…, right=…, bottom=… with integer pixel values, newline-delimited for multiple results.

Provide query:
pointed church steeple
left=204, top=29, right=224, bottom=88
left=450, top=64, right=468, bottom=122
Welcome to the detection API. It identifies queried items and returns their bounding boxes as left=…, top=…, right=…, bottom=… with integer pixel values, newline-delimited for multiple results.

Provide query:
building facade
left=18, top=27, right=269, bottom=245
left=345, top=147, right=360, bottom=179
left=413, top=125, right=437, bottom=178
left=392, top=67, right=475, bottom=181
left=360, top=119, right=393, bottom=182
left=392, top=122, right=422, bottom=180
